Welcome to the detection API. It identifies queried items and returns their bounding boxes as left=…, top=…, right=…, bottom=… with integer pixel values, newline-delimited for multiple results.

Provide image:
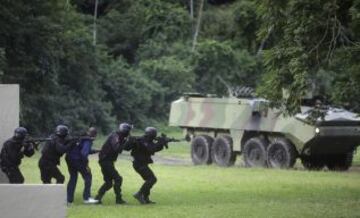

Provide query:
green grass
left=19, top=130, right=360, bottom=218
left=353, top=148, right=360, bottom=165
left=20, top=156, right=360, bottom=217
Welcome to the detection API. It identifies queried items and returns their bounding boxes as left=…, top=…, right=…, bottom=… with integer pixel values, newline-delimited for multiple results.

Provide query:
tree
left=257, top=0, right=360, bottom=113
left=0, top=0, right=113, bottom=133
left=100, top=57, right=161, bottom=126
left=200, top=0, right=260, bottom=53
left=98, top=0, right=191, bottom=62
left=192, top=40, right=261, bottom=95
left=138, top=55, right=195, bottom=116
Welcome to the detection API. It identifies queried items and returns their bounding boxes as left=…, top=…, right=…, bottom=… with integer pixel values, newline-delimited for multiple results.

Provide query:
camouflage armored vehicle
left=169, top=92, right=360, bottom=171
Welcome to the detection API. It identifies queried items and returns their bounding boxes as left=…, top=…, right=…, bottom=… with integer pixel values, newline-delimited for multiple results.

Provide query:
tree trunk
left=190, top=0, right=194, bottom=33
left=257, top=26, right=273, bottom=56
left=192, top=0, right=205, bottom=52
left=93, top=0, right=99, bottom=46
left=190, top=0, right=194, bottom=19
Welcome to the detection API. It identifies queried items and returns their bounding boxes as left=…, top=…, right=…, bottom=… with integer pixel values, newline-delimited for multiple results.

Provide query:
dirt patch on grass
left=153, top=156, right=360, bottom=171
left=152, top=155, right=192, bottom=166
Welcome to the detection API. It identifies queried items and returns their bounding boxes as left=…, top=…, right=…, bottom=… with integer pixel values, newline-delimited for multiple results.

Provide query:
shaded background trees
left=0, top=0, right=359, bottom=133
left=257, top=0, right=360, bottom=113
left=0, top=0, right=113, bottom=133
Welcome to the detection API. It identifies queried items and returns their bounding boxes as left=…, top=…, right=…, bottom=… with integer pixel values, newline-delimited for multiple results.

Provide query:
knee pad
left=149, top=176, right=157, bottom=185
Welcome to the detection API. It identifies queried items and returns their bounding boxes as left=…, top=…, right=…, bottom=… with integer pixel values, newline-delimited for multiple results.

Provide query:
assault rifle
left=24, top=135, right=95, bottom=150
left=24, top=137, right=52, bottom=150
left=156, top=133, right=184, bottom=149
left=129, top=133, right=184, bottom=149
left=70, top=135, right=96, bottom=141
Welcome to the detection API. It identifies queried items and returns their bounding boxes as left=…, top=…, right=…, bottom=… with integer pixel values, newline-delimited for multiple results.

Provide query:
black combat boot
left=144, top=195, right=156, bottom=204
left=94, top=196, right=102, bottom=204
left=133, top=192, right=147, bottom=204
left=116, top=197, right=127, bottom=204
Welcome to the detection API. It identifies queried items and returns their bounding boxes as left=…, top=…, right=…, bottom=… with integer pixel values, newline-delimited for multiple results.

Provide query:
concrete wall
left=0, top=84, right=20, bottom=183
left=0, top=86, right=66, bottom=218
left=0, top=184, right=66, bottom=218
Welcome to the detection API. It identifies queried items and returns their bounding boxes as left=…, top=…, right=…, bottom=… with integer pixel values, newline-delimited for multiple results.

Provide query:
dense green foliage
left=1, top=0, right=359, bottom=133
left=257, top=0, right=360, bottom=113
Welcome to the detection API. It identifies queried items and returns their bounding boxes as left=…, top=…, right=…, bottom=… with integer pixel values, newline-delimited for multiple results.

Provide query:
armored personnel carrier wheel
left=267, top=138, right=297, bottom=169
left=191, top=135, right=213, bottom=165
left=301, top=155, right=325, bottom=170
left=211, top=135, right=236, bottom=167
left=243, top=137, right=267, bottom=167
left=326, top=152, right=353, bottom=171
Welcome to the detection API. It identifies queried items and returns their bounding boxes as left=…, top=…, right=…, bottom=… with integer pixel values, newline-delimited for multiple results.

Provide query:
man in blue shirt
left=65, top=127, right=99, bottom=204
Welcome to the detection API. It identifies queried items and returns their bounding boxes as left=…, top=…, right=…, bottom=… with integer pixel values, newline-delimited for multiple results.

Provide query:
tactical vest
left=99, top=132, right=125, bottom=162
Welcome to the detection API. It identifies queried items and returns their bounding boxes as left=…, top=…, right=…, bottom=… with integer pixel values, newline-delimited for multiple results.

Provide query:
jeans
left=66, top=158, right=92, bottom=203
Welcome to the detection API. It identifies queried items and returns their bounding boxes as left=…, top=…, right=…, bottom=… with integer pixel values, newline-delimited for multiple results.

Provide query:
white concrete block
left=0, top=84, right=19, bottom=183
left=0, top=184, right=66, bottom=218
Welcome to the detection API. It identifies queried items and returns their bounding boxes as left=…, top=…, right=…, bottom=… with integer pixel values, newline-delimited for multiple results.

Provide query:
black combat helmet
left=118, top=123, right=132, bottom=136
left=144, top=127, right=157, bottom=140
left=14, top=127, right=27, bottom=140
left=55, top=125, right=69, bottom=137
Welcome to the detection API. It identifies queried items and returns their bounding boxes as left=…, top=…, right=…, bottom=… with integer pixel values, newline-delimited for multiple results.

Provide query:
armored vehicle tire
left=191, top=135, right=213, bottom=165
left=243, top=137, right=267, bottom=168
left=267, top=138, right=297, bottom=169
left=211, top=135, right=236, bottom=167
left=326, top=152, right=353, bottom=171
left=301, top=155, right=326, bottom=170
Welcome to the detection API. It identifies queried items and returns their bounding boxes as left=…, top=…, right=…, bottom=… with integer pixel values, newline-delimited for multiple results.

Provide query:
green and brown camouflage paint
left=169, top=95, right=360, bottom=154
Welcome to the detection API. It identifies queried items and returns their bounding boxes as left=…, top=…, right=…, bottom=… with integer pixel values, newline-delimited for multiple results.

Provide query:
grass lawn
left=19, top=129, right=360, bottom=218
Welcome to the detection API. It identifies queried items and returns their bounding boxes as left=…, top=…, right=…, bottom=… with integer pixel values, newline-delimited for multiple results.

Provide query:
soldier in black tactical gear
left=0, top=127, right=35, bottom=184
left=39, top=125, right=76, bottom=184
left=95, top=123, right=132, bottom=204
left=131, top=127, right=168, bottom=204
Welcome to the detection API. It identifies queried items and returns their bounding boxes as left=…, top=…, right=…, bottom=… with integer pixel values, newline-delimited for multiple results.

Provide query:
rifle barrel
left=25, top=138, right=51, bottom=142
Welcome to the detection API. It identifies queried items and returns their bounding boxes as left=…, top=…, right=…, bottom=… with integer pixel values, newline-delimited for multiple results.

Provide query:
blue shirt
left=67, top=139, right=92, bottom=162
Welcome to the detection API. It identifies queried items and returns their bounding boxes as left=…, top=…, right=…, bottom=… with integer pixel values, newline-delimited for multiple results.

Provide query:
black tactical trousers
left=133, top=162, right=157, bottom=197
left=96, top=161, right=123, bottom=201
left=1, top=166, right=24, bottom=184
left=38, top=158, right=65, bottom=184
